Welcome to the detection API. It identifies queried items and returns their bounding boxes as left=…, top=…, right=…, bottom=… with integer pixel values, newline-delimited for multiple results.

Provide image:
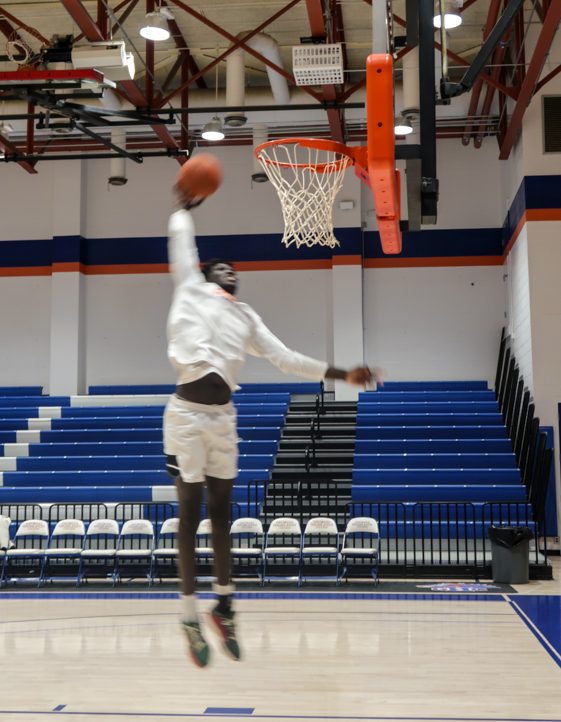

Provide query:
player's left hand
left=345, top=366, right=385, bottom=387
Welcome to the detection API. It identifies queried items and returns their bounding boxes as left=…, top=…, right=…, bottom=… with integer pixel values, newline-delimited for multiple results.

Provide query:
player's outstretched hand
left=345, top=366, right=385, bottom=387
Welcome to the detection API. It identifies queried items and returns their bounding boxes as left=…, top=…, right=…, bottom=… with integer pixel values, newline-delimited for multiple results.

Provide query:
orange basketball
left=176, top=153, right=223, bottom=201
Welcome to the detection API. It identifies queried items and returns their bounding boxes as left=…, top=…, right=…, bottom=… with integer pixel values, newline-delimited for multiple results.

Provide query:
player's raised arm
left=167, top=209, right=204, bottom=287
left=168, top=154, right=223, bottom=287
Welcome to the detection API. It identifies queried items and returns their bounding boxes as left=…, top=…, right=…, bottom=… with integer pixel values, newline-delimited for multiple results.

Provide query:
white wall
left=85, top=273, right=173, bottom=386
left=0, top=143, right=510, bottom=391
left=0, top=277, right=51, bottom=388
left=505, top=227, right=533, bottom=390
left=363, top=266, right=505, bottom=384
left=0, top=164, right=54, bottom=241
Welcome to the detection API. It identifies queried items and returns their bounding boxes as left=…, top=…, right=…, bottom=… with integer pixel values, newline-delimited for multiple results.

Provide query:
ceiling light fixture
left=140, top=6, right=173, bottom=41
left=394, top=116, right=413, bottom=136
left=433, top=12, right=462, bottom=28
left=201, top=56, right=225, bottom=142
left=201, top=117, right=225, bottom=141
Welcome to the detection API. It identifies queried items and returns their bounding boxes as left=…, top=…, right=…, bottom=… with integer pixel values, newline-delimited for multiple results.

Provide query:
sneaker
left=182, top=621, right=210, bottom=668
left=209, top=607, right=241, bottom=661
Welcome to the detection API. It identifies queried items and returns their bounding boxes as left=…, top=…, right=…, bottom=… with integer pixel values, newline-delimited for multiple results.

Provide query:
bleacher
left=0, top=385, right=289, bottom=512
left=350, top=381, right=538, bottom=561
left=0, top=376, right=552, bottom=582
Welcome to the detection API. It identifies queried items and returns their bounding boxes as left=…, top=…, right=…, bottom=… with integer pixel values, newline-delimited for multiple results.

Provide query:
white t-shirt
left=166, top=210, right=328, bottom=390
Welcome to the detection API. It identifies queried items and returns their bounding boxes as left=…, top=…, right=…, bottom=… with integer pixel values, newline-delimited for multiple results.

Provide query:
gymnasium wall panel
left=363, top=265, right=505, bottom=383
left=0, top=277, right=51, bottom=386
left=505, top=227, right=533, bottom=390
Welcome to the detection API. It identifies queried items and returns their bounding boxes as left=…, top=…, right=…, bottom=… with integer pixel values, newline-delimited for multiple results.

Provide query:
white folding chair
left=4, top=519, right=49, bottom=586
left=263, top=517, right=302, bottom=583
left=152, top=517, right=179, bottom=582
left=300, top=517, right=339, bottom=586
left=0, top=515, right=11, bottom=587
left=194, top=518, right=214, bottom=579
left=79, top=519, right=120, bottom=584
left=115, top=519, right=154, bottom=585
left=230, top=517, right=264, bottom=582
left=339, top=517, right=380, bottom=585
left=42, top=519, right=86, bottom=585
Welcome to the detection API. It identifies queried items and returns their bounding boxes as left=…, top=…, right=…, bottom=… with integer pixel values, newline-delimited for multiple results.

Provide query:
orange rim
left=254, top=137, right=356, bottom=173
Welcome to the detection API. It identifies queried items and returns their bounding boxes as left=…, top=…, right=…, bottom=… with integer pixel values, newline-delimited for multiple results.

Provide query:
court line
left=0, top=709, right=559, bottom=721
left=0, top=591, right=507, bottom=602
left=505, top=595, right=561, bottom=669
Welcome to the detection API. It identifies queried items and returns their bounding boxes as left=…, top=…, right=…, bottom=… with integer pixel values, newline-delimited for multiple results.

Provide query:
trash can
left=488, top=526, right=533, bottom=584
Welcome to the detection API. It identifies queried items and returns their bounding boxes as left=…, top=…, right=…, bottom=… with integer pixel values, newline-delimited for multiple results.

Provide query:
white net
left=255, top=140, right=353, bottom=249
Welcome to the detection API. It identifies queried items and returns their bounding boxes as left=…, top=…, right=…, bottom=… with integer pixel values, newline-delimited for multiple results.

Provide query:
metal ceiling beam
left=163, top=0, right=323, bottom=106
left=499, top=0, right=561, bottom=159
left=0, top=7, right=44, bottom=172
left=0, top=4, right=49, bottom=45
left=74, top=0, right=138, bottom=44
left=460, top=0, right=482, bottom=12
left=97, top=0, right=108, bottom=39
left=145, top=0, right=155, bottom=106
left=161, top=0, right=207, bottom=90
left=304, top=0, right=345, bottom=142
left=536, top=62, right=561, bottom=91
left=306, top=0, right=327, bottom=37
left=0, top=131, right=37, bottom=173
left=60, top=0, right=183, bottom=158
left=462, top=0, right=503, bottom=145
left=60, top=0, right=105, bottom=41
left=473, top=34, right=509, bottom=147
left=434, top=41, right=517, bottom=99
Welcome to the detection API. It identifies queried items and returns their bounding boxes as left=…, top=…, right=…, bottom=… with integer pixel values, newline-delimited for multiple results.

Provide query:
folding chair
left=263, top=517, right=302, bottom=583
left=0, top=515, right=11, bottom=587
left=114, top=519, right=154, bottom=585
left=152, top=517, right=179, bottom=582
left=300, top=517, right=339, bottom=586
left=195, top=518, right=214, bottom=579
left=79, top=519, right=120, bottom=584
left=338, top=517, right=380, bottom=585
left=42, top=519, right=86, bottom=585
left=3, top=519, right=49, bottom=586
left=230, top=517, right=264, bottom=582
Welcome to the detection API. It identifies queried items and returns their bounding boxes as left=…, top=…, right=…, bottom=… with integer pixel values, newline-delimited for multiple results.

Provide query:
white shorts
left=163, top=395, right=238, bottom=483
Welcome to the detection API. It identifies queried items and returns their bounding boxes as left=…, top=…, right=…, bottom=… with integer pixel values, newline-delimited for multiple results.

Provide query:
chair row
left=0, top=516, right=380, bottom=587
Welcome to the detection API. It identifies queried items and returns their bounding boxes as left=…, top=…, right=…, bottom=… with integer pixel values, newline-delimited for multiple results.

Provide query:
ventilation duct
left=251, top=124, right=268, bottom=182
left=401, top=47, right=420, bottom=118
left=103, top=89, right=128, bottom=186
left=225, top=33, right=290, bottom=128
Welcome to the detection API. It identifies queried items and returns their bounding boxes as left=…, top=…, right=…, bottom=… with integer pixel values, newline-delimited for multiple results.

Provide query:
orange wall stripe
left=83, top=263, right=170, bottom=275
left=52, top=262, right=85, bottom=273
left=0, top=266, right=52, bottom=277
left=332, top=255, right=363, bottom=266
left=364, top=256, right=503, bottom=268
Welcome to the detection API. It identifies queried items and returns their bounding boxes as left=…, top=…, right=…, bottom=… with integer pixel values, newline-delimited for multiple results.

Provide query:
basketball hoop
left=254, top=137, right=354, bottom=249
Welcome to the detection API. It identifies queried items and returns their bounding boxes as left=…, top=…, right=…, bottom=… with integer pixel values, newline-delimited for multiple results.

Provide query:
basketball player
left=164, top=192, right=383, bottom=668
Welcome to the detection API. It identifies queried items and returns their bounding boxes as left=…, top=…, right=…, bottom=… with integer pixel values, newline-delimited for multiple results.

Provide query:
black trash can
left=488, top=526, right=533, bottom=584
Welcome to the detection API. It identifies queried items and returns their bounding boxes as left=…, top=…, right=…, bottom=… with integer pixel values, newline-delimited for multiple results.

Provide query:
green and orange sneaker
left=182, top=621, right=210, bottom=668
left=209, top=608, right=241, bottom=661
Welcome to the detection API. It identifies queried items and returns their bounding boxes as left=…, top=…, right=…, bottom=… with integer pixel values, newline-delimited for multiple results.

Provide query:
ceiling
left=0, top=0, right=554, bottom=169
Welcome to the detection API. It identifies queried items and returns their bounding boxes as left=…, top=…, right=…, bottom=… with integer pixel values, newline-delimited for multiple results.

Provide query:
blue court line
left=506, top=595, right=561, bottom=669
left=204, top=709, right=254, bottom=715
left=0, top=591, right=505, bottom=602
left=0, top=710, right=560, bottom=721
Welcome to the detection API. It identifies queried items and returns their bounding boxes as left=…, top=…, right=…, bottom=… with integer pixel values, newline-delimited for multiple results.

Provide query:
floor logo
left=416, top=582, right=501, bottom=592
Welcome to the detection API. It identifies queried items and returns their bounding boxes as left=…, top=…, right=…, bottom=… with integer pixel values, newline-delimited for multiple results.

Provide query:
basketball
left=176, top=153, right=223, bottom=202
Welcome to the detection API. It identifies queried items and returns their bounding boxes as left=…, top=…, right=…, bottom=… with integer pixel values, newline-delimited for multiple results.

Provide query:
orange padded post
left=365, top=54, right=402, bottom=254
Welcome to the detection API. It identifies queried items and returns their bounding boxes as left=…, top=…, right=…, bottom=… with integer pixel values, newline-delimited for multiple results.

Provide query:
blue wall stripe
left=2, top=174, right=561, bottom=269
